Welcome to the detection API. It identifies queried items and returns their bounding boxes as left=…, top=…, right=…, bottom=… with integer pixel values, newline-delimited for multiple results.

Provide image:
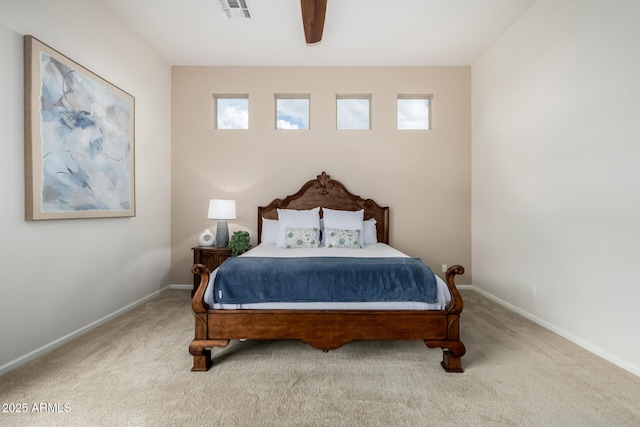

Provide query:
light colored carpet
left=1, top=289, right=639, bottom=426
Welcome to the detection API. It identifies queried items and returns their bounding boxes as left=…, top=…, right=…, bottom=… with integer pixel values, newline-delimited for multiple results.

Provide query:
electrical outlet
left=530, top=285, right=537, bottom=297
left=442, top=264, right=447, bottom=273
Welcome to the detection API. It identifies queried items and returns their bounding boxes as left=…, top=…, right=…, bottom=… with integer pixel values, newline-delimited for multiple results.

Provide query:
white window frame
left=275, top=94, right=310, bottom=130
left=336, top=94, right=371, bottom=130
left=214, top=94, right=249, bottom=130
left=397, top=94, right=432, bottom=130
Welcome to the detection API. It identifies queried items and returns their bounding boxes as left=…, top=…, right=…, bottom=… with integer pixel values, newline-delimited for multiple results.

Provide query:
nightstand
left=191, top=246, right=231, bottom=297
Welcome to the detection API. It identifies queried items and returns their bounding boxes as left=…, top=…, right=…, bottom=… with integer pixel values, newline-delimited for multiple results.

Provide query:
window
left=336, top=95, right=371, bottom=130
left=397, top=95, right=431, bottom=130
left=275, top=95, right=310, bottom=130
left=215, top=95, right=248, bottom=129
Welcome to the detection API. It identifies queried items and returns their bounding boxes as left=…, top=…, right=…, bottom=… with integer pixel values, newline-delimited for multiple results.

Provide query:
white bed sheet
left=203, top=243, right=451, bottom=310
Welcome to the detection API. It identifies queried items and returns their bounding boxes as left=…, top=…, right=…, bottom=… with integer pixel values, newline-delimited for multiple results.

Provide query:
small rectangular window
left=275, top=95, right=310, bottom=130
left=397, top=95, right=431, bottom=130
left=214, top=95, right=249, bottom=129
left=337, top=95, right=371, bottom=130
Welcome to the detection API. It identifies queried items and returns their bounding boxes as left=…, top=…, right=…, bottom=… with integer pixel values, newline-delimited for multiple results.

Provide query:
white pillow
left=363, top=218, right=378, bottom=245
left=276, top=207, right=320, bottom=248
left=261, top=218, right=279, bottom=245
left=322, top=208, right=364, bottom=247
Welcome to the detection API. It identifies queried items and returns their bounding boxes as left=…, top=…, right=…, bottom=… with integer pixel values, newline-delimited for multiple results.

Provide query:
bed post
left=189, top=264, right=229, bottom=371
left=425, top=265, right=466, bottom=372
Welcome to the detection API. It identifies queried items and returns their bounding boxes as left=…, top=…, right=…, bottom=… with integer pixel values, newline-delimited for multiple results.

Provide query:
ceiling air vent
left=219, top=0, right=251, bottom=19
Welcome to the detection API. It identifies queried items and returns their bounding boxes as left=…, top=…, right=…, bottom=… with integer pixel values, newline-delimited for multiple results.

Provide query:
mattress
left=203, top=243, right=451, bottom=310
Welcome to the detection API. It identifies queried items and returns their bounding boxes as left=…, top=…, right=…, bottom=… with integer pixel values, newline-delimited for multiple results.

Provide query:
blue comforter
left=213, top=257, right=437, bottom=304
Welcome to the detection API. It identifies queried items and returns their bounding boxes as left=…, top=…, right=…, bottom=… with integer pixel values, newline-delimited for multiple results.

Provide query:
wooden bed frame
left=190, top=171, right=466, bottom=372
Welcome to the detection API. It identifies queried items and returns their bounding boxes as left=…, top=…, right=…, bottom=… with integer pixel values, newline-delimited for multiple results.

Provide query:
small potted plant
left=229, top=230, right=251, bottom=256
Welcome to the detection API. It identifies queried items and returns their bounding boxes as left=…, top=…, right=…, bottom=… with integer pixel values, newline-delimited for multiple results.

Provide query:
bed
left=190, top=171, right=466, bottom=372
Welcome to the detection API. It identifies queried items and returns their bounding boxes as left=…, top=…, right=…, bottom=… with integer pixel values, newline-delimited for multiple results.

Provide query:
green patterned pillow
left=284, top=227, right=319, bottom=248
left=325, top=228, right=361, bottom=249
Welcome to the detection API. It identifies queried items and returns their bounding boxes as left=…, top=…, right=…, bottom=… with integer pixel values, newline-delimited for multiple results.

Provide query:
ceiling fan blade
left=301, top=0, right=327, bottom=45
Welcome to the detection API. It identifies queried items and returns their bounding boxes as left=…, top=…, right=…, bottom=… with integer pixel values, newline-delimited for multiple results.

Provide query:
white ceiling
left=102, top=0, right=536, bottom=66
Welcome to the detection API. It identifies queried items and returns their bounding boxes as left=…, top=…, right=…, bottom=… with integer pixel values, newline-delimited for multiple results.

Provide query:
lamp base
left=215, top=220, right=229, bottom=248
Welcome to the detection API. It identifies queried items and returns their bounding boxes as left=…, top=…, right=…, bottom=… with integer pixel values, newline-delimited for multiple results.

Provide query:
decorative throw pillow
left=320, top=217, right=377, bottom=246
left=276, top=207, right=320, bottom=248
left=284, top=227, right=319, bottom=248
left=324, top=228, right=361, bottom=249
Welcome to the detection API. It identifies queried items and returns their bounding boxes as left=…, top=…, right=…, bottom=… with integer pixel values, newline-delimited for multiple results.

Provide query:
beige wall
left=472, top=0, right=640, bottom=375
left=171, top=66, right=471, bottom=284
left=0, top=0, right=171, bottom=373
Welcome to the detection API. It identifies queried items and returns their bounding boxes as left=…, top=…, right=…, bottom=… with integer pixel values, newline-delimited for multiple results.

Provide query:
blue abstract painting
left=39, top=53, right=132, bottom=213
left=24, top=35, right=134, bottom=220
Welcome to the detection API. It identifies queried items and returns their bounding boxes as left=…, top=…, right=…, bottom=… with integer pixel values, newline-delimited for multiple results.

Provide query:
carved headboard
left=257, top=171, right=389, bottom=244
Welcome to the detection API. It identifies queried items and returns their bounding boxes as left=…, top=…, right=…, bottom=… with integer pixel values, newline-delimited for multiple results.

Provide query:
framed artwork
left=24, top=35, right=135, bottom=220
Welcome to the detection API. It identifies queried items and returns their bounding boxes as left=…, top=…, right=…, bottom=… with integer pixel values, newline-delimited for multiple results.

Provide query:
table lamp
left=208, top=199, right=236, bottom=248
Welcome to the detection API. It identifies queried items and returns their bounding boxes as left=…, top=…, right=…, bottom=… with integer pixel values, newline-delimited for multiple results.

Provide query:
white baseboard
left=169, top=284, right=192, bottom=291
left=468, top=285, right=640, bottom=378
left=0, top=287, right=169, bottom=377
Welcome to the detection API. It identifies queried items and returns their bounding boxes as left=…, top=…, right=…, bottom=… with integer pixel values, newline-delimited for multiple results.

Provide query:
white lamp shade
left=207, top=199, right=236, bottom=220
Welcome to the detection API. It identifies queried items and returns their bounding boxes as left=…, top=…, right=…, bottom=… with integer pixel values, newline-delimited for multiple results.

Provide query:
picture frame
left=24, top=35, right=135, bottom=220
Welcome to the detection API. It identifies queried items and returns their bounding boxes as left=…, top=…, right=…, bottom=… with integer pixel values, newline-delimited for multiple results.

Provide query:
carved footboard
left=189, top=263, right=466, bottom=373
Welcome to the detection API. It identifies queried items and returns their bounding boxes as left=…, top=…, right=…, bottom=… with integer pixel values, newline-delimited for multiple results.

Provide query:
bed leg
left=433, top=314, right=466, bottom=372
left=425, top=338, right=465, bottom=373
left=441, top=350, right=463, bottom=373
left=192, top=349, right=212, bottom=372
left=189, top=339, right=229, bottom=371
